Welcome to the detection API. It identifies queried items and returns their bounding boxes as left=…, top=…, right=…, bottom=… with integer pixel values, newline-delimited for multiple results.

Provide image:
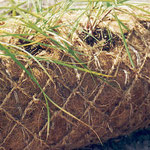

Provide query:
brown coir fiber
left=0, top=8, right=150, bottom=150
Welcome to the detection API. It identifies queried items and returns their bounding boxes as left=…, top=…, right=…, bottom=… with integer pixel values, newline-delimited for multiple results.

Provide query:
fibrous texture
left=0, top=7, right=150, bottom=150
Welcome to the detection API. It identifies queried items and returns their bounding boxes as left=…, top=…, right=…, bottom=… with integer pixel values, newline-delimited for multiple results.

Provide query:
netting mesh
left=0, top=10, right=150, bottom=150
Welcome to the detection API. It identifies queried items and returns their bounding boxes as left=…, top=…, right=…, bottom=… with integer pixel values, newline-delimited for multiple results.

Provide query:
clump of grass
left=0, top=0, right=150, bottom=144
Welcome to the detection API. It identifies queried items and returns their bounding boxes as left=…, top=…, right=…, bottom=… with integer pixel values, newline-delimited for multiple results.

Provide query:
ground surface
left=79, top=128, right=150, bottom=150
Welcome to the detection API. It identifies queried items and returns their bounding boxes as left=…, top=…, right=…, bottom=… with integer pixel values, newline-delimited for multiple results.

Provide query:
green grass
left=0, top=0, right=150, bottom=145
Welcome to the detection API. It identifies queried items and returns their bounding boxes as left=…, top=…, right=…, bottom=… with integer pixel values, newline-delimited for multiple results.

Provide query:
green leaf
left=113, top=10, right=135, bottom=68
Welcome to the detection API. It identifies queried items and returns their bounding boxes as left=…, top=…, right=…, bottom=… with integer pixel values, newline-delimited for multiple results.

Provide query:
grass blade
left=113, top=10, right=135, bottom=68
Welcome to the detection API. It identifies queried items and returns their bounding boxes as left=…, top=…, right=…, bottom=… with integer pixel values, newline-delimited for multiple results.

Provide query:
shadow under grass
left=77, top=127, right=150, bottom=150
